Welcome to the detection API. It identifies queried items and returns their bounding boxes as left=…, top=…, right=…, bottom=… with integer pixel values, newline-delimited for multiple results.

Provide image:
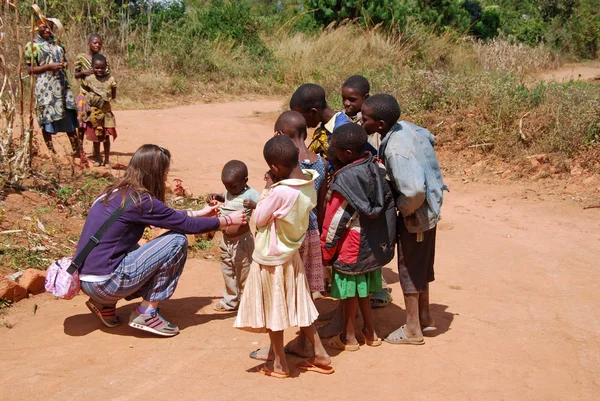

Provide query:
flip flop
left=327, top=334, right=360, bottom=351
left=370, top=290, right=393, bottom=308
left=249, top=345, right=310, bottom=361
left=249, top=348, right=267, bottom=361
left=356, top=329, right=383, bottom=347
left=297, top=360, right=335, bottom=375
left=213, top=303, right=236, bottom=313
left=256, top=364, right=289, bottom=379
left=422, top=326, right=437, bottom=333
left=384, top=324, right=425, bottom=345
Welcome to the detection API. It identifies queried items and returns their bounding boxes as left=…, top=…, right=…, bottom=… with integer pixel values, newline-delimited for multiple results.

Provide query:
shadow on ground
left=63, top=296, right=233, bottom=338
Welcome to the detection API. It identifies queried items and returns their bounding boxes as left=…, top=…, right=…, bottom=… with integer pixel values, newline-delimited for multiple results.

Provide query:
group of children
left=207, top=76, right=446, bottom=378
left=74, top=34, right=118, bottom=167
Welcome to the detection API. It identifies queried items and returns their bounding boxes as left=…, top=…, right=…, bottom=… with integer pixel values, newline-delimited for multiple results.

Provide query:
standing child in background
left=321, top=124, right=396, bottom=351
left=290, top=83, right=351, bottom=157
left=234, top=136, right=333, bottom=378
left=74, top=34, right=109, bottom=155
left=342, top=75, right=380, bottom=149
left=81, top=54, right=117, bottom=168
left=206, top=160, right=260, bottom=312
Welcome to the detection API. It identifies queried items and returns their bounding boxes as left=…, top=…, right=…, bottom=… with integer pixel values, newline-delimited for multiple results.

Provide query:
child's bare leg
left=93, top=142, right=101, bottom=164
left=404, top=293, right=423, bottom=338
left=300, top=325, right=331, bottom=367
left=103, top=137, right=111, bottom=166
left=357, top=295, right=378, bottom=340
left=42, top=130, right=56, bottom=153
left=317, top=303, right=344, bottom=338
left=419, top=285, right=434, bottom=327
left=267, top=330, right=289, bottom=375
left=342, top=297, right=359, bottom=346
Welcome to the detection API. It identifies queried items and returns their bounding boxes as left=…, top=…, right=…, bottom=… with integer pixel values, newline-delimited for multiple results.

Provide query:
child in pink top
left=234, top=136, right=333, bottom=378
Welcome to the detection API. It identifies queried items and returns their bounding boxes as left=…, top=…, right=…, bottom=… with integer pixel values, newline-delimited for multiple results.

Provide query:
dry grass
left=472, top=38, right=562, bottom=75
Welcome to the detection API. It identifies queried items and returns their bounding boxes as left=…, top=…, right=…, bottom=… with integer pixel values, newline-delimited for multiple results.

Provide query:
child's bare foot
left=361, top=327, right=379, bottom=342
left=309, top=352, right=331, bottom=368
left=249, top=338, right=312, bottom=361
left=343, top=333, right=360, bottom=347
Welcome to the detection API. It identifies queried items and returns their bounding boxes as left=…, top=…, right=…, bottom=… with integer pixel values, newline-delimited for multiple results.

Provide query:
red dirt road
left=1, top=100, right=599, bottom=400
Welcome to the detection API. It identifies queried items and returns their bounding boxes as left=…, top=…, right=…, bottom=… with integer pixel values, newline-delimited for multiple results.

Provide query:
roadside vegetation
left=0, top=0, right=598, bottom=281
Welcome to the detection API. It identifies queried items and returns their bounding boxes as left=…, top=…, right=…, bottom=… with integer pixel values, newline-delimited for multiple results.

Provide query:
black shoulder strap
left=68, top=196, right=133, bottom=274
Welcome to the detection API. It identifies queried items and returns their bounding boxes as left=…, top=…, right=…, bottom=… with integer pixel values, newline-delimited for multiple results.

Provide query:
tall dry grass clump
left=472, top=38, right=561, bottom=74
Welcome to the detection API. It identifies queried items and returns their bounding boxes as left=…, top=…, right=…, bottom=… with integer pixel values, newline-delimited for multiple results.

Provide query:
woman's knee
left=165, top=232, right=188, bottom=255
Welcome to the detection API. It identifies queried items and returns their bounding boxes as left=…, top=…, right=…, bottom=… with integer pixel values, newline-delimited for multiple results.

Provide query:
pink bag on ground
left=45, top=257, right=81, bottom=300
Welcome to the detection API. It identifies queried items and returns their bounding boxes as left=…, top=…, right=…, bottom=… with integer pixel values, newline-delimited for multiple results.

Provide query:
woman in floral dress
left=24, top=17, right=79, bottom=155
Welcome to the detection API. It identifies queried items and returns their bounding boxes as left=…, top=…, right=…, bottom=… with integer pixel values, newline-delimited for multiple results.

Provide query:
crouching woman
left=75, top=144, right=247, bottom=336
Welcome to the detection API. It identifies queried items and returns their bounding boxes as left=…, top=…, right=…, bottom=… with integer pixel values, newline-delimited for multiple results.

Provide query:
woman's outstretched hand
left=197, top=202, right=220, bottom=217
left=223, top=210, right=248, bottom=227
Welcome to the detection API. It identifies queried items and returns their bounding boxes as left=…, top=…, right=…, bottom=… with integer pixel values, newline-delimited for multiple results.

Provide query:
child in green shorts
left=320, top=123, right=396, bottom=350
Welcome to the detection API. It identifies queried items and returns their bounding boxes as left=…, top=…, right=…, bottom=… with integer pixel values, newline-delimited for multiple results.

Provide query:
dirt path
left=535, top=61, right=600, bottom=83
left=1, top=101, right=599, bottom=400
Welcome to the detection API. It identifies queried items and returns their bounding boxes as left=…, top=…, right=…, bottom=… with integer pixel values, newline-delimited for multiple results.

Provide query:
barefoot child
left=361, top=94, right=447, bottom=345
left=74, top=34, right=109, bottom=156
left=321, top=124, right=396, bottom=351
left=206, top=160, right=260, bottom=312
left=234, top=135, right=333, bottom=377
left=81, top=54, right=117, bottom=168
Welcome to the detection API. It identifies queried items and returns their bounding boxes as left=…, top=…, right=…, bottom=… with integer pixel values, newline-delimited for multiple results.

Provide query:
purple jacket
left=75, top=191, right=219, bottom=276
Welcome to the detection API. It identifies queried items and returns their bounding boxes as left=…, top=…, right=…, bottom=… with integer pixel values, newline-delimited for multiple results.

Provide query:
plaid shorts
left=81, top=232, right=188, bottom=304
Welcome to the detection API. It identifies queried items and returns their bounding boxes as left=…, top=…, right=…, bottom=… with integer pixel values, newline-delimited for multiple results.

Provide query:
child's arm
left=242, top=188, right=260, bottom=210
left=242, top=199, right=257, bottom=209
left=111, top=77, right=117, bottom=100
left=206, top=193, right=226, bottom=203
left=254, top=186, right=298, bottom=228
left=386, top=152, right=426, bottom=216
left=320, top=191, right=354, bottom=266
left=316, top=158, right=329, bottom=232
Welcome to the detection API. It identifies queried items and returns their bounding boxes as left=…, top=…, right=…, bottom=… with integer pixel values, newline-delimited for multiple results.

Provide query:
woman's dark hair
left=102, top=144, right=171, bottom=208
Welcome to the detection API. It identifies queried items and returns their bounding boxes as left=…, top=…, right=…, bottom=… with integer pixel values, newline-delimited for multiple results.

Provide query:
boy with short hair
left=341, top=75, right=382, bottom=150
left=321, top=123, right=396, bottom=350
left=341, top=75, right=370, bottom=125
left=361, top=94, right=447, bottom=345
left=207, top=160, right=260, bottom=312
left=290, top=83, right=352, bottom=157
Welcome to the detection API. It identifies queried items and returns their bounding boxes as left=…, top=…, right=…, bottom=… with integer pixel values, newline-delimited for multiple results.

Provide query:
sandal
left=384, top=324, right=425, bottom=345
left=86, top=299, right=121, bottom=328
left=256, top=364, right=289, bottom=379
left=370, top=290, right=392, bottom=308
left=297, top=360, right=335, bottom=375
left=326, top=333, right=360, bottom=351
left=356, top=329, right=383, bottom=347
left=213, top=302, right=236, bottom=313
